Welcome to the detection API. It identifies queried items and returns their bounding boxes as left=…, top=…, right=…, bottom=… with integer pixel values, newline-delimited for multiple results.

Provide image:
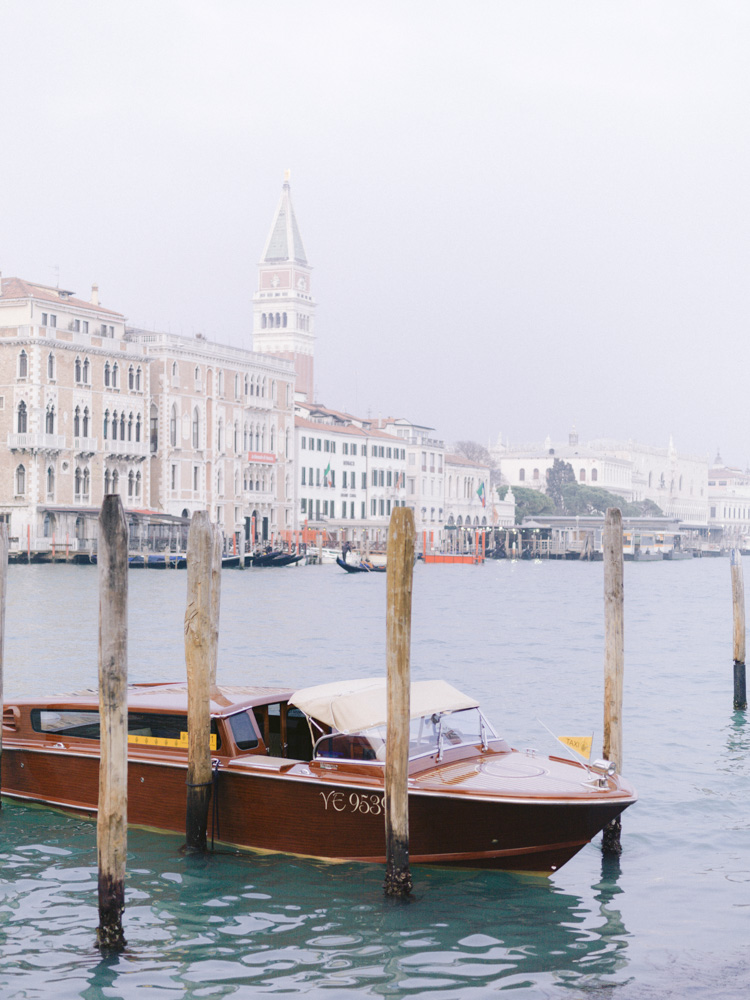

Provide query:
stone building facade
left=1, top=276, right=150, bottom=554
left=126, top=329, right=295, bottom=548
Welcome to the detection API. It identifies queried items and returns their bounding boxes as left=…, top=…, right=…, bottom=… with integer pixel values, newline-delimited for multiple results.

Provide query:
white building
left=295, top=402, right=407, bottom=546
left=375, top=418, right=446, bottom=536
left=444, top=452, right=514, bottom=529
left=708, top=455, right=750, bottom=547
left=491, top=428, right=708, bottom=523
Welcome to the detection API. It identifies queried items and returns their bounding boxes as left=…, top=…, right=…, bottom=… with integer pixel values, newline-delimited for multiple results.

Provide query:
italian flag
left=324, top=462, right=331, bottom=486
left=477, top=482, right=486, bottom=507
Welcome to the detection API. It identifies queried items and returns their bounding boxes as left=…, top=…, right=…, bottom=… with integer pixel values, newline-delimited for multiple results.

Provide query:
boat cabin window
left=228, top=711, right=259, bottom=751
left=30, top=709, right=222, bottom=751
left=253, top=702, right=314, bottom=760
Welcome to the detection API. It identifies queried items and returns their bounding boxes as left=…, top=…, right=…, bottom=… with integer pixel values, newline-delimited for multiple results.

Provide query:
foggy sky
left=2, top=1, right=749, bottom=465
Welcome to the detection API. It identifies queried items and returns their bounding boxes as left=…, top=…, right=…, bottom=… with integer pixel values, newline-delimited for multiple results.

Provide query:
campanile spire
left=252, top=173, right=316, bottom=401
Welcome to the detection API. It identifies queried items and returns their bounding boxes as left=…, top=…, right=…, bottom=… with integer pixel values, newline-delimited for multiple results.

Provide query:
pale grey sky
left=2, top=1, right=749, bottom=464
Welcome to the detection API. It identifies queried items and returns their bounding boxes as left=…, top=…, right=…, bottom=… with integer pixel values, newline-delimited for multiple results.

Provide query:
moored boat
left=0, top=678, right=636, bottom=873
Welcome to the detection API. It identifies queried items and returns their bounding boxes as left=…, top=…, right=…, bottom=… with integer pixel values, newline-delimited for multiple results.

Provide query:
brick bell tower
left=252, top=171, right=316, bottom=401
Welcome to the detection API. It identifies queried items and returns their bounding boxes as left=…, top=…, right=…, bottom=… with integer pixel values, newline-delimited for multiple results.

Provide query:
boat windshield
left=314, top=708, right=495, bottom=762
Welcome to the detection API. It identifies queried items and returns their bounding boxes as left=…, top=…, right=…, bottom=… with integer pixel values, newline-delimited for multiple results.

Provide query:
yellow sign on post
left=557, top=735, right=593, bottom=759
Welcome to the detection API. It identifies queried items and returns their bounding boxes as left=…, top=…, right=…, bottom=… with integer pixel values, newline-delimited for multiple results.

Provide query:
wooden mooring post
left=730, top=549, right=747, bottom=710
left=0, top=524, right=8, bottom=804
left=602, top=507, right=624, bottom=854
left=96, top=495, right=129, bottom=950
left=384, top=506, right=415, bottom=897
left=184, top=511, right=215, bottom=853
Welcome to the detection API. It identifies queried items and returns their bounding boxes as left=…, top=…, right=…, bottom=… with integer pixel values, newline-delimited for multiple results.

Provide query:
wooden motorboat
left=0, top=678, right=636, bottom=873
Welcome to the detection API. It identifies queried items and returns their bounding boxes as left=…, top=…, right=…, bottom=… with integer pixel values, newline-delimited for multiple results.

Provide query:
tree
left=545, top=459, right=576, bottom=509
left=558, top=483, right=663, bottom=517
left=506, top=486, right=556, bottom=524
left=454, top=440, right=491, bottom=465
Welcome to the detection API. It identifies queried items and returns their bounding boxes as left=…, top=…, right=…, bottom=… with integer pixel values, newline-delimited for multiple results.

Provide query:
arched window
left=17, top=401, right=27, bottom=433
left=285, top=428, right=290, bottom=457
left=192, top=408, right=200, bottom=449
left=135, top=470, right=141, bottom=497
left=112, top=363, right=119, bottom=388
left=532, top=468, right=539, bottom=480
left=128, top=470, right=135, bottom=497
left=83, top=407, right=90, bottom=437
left=244, top=375, right=249, bottom=396
left=45, top=405, right=55, bottom=434
left=112, top=410, right=118, bottom=440
left=127, top=412, right=133, bottom=441
left=244, top=423, right=249, bottom=450
left=83, top=357, right=90, bottom=383
left=170, top=405, right=177, bottom=446
left=282, top=313, right=287, bottom=327
left=519, top=468, right=526, bottom=482
left=104, top=362, right=111, bottom=387
left=135, top=414, right=141, bottom=442
left=217, top=418, right=223, bottom=452
left=46, top=465, right=55, bottom=498
left=18, top=350, right=28, bottom=378
left=194, top=366, right=200, bottom=383
left=172, top=361, right=178, bottom=378
left=47, top=353, right=55, bottom=380
left=75, top=467, right=82, bottom=497
left=75, top=357, right=82, bottom=382
left=15, top=464, right=25, bottom=496
left=103, top=409, right=110, bottom=440
left=128, top=365, right=134, bottom=390
left=104, top=469, right=111, bottom=494
left=74, top=406, right=81, bottom=437
left=150, top=403, right=158, bottom=453
left=112, top=470, right=119, bottom=494
left=136, top=366, right=142, bottom=392
left=250, top=376, right=255, bottom=396
left=591, top=468, right=598, bottom=482
left=234, top=421, right=239, bottom=452
left=262, top=313, right=267, bottom=329
left=218, top=370, right=224, bottom=396
left=217, top=468, right=223, bottom=495
left=120, top=412, right=126, bottom=440
left=234, top=374, right=240, bottom=398
left=580, top=469, right=586, bottom=482
left=679, top=475, right=683, bottom=491
left=270, top=427, right=275, bottom=452
left=83, top=467, right=90, bottom=497
left=275, top=313, right=280, bottom=327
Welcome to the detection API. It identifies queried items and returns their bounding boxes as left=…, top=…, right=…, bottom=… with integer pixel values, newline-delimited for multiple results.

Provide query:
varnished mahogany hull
left=1, top=746, right=629, bottom=872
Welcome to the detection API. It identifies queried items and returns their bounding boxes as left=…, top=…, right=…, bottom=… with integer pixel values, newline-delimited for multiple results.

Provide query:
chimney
left=91, top=283, right=99, bottom=306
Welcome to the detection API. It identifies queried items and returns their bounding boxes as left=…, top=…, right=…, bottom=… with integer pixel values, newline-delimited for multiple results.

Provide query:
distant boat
left=336, top=556, right=386, bottom=574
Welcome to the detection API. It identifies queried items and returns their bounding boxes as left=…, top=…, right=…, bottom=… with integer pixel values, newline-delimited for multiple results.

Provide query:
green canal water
left=1, top=558, right=749, bottom=998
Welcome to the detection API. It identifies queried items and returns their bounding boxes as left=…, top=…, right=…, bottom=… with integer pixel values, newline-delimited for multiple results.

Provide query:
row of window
left=299, top=498, right=407, bottom=520
left=14, top=463, right=142, bottom=500
left=103, top=410, right=143, bottom=442
left=299, top=437, right=407, bottom=461
left=39, top=313, right=115, bottom=336
left=17, top=350, right=142, bottom=389
left=173, top=363, right=281, bottom=404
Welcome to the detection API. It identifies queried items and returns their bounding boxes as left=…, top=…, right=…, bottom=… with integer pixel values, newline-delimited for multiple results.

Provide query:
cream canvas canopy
left=289, top=677, right=479, bottom=734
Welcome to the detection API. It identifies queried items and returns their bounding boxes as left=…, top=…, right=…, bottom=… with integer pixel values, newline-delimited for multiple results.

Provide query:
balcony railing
left=8, top=432, right=66, bottom=451
left=74, top=437, right=98, bottom=453
left=103, top=438, right=148, bottom=457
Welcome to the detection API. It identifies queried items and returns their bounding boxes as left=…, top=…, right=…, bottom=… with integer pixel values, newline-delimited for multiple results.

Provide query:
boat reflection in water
left=0, top=799, right=630, bottom=997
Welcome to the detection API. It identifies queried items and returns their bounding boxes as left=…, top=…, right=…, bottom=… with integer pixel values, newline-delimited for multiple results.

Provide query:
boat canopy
left=288, top=678, right=479, bottom=734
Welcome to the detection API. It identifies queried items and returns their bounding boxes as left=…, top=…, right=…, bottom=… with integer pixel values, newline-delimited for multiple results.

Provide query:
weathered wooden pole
left=730, top=549, right=747, bottom=710
left=0, top=523, right=8, bottom=804
left=384, top=506, right=415, bottom=897
left=184, top=511, right=214, bottom=852
left=97, top=495, right=129, bottom=950
left=602, top=507, right=624, bottom=854
left=210, top=524, right=222, bottom=689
